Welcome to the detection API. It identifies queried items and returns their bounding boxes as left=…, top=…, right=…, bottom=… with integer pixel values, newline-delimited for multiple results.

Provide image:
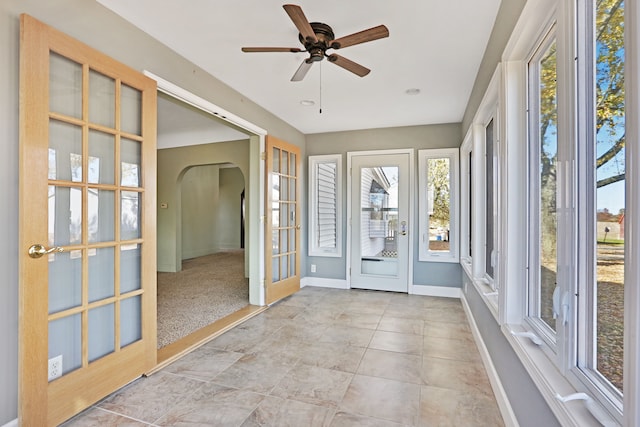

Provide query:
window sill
left=462, top=267, right=499, bottom=322
left=503, top=323, right=618, bottom=426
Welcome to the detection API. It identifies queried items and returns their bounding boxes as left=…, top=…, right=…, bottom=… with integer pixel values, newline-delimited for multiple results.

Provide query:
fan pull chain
left=319, top=61, right=323, bottom=114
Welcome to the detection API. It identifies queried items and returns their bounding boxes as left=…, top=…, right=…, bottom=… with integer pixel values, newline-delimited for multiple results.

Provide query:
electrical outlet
left=48, top=355, right=63, bottom=382
left=310, top=264, right=316, bottom=273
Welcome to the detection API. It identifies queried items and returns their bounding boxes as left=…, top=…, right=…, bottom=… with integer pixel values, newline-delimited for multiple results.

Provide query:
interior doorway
left=156, top=162, right=249, bottom=348
left=151, top=75, right=267, bottom=363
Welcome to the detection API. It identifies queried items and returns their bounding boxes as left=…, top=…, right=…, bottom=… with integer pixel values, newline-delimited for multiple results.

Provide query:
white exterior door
left=349, top=151, right=412, bottom=292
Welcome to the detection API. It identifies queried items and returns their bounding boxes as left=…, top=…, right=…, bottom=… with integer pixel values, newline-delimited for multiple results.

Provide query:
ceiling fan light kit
left=241, top=4, right=389, bottom=82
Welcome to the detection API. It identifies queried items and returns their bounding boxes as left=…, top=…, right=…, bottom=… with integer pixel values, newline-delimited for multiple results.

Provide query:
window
left=308, top=154, right=342, bottom=257
left=478, top=0, right=635, bottom=424
left=573, top=0, right=625, bottom=408
left=418, top=148, right=459, bottom=262
left=484, top=118, right=496, bottom=284
left=527, top=28, right=559, bottom=344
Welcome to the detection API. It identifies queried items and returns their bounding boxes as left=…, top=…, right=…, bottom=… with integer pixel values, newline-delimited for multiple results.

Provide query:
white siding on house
left=360, top=167, right=386, bottom=257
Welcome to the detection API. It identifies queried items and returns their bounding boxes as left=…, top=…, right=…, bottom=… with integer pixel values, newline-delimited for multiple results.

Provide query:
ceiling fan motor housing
left=299, top=22, right=335, bottom=61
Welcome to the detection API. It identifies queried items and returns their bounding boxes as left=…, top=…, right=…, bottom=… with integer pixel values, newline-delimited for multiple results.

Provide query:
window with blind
left=308, top=154, right=342, bottom=257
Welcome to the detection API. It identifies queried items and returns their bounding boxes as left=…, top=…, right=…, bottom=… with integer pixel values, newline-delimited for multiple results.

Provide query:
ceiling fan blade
left=241, top=47, right=302, bottom=53
left=330, top=25, right=389, bottom=49
left=327, top=54, right=370, bottom=77
left=283, top=4, right=318, bottom=43
left=291, top=59, right=314, bottom=82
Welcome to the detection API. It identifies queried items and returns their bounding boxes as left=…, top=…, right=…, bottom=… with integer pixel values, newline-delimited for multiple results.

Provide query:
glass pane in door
left=360, top=166, right=399, bottom=277
left=120, top=295, right=141, bottom=347
left=48, top=314, right=82, bottom=379
left=120, top=84, right=142, bottom=136
left=49, top=52, right=82, bottom=119
left=88, top=304, right=115, bottom=362
left=89, top=69, right=115, bottom=128
left=121, top=138, right=141, bottom=187
left=48, top=251, right=82, bottom=314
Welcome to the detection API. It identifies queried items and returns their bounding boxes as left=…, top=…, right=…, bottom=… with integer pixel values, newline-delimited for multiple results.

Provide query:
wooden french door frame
left=265, top=136, right=301, bottom=304
left=19, top=15, right=157, bottom=426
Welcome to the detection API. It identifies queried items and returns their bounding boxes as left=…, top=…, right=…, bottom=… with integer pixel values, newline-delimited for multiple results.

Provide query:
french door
left=265, top=136, right=301, bottom=304
left=349, top=151, right=412, bottom=292
left=19, top=15, right=157, bottom=426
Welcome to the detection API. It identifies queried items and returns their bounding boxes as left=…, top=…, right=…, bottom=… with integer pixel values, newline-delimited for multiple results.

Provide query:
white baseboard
left=460, top=293, right=519, bottom=427
left=301, top=277, right=349, bottom=289
left=410, top=284, right=461, bottom=298
left=2, top=419, right=17, bottom=427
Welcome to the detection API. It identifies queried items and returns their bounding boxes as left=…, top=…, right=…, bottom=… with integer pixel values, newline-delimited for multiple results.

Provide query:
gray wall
left=463, top=275, right=561, bottom=427
left=305, top=124, right=463, bottom=288
left=0, top=0, right=304, bottom=423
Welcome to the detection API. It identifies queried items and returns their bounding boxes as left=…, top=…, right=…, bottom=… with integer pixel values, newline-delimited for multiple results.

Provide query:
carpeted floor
left=156, top=250, right=249, bottom=348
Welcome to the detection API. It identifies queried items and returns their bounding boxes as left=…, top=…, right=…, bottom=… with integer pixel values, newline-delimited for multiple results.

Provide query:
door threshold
left=150, top=304, right=267, bottom=375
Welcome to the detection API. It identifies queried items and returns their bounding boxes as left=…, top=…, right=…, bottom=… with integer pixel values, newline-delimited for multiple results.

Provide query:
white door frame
left=346, top=149, right=414, bottom=292
left=143, top=71, right=267, bottom=306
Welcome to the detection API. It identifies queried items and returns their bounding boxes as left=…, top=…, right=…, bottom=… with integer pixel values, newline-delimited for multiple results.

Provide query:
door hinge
left=261, top=152, right=266, bottom=160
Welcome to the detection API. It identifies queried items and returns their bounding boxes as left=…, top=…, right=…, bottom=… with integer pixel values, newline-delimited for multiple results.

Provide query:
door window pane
left=88, top=189, right=115, bottom=243
left=48, top=250, right=82, bottom=314
left=49, top=186, right=82, bottom=246
left=272, top=257, right=279, bottom=282
left=120, top=244, right=141, bottom=293
left=49, top=120, right=82, bottom=182
left=282, top=150, right=289, bottom=176
left=88, top=304, right=115, bottom=362
left=280, top=255, right=288, bottom=280
left=121, top=138, right=141, bottom=187
left=49, top=52, right=82, bottom=119
left=120, top=84, right=142, bottom=136
left=120, top=296, right=142, bottom=347
left=88, top=130, right=115, bottom=185
left=88, top=247, right=115, bottom=303
left=272, top=148, right=280, bottom=173
left=48, top=314, right=82, bottom=378
left=360, top=166, right=399, bottom=277
left=290, top=152, right=297, bottom=175
left=89, top=69, right=115, bottom=128
left=121, top=191, right=141, bottom=240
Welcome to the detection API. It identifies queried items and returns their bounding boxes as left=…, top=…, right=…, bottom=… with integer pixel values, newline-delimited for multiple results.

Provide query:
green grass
left=598, top=239, right=625, bottom=245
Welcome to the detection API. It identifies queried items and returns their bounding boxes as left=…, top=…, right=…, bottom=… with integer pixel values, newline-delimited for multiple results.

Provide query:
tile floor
left=62, top=286, right=505, bottom=427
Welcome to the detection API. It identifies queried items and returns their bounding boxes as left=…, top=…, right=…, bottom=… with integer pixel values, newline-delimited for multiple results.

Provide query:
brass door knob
left=28, top=244, right=63, bottom=259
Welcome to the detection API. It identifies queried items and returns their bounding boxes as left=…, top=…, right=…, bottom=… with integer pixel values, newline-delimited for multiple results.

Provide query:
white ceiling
left=98, top=0, right=501, bottom=135
left=157, top=93, right=250, bottom=148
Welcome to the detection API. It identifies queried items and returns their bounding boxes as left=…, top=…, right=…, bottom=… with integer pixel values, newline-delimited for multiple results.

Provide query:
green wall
left=180, top=165, right=245, bottom=261
left=158, top=140, right=249, bottom=272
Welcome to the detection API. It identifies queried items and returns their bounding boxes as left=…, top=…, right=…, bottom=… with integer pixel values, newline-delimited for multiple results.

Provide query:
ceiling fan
left=241, top=4, right=389, bottom=81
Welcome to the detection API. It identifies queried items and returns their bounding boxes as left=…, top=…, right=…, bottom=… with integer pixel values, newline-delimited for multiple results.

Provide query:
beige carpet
left=157, top=250, right=249, bottom=348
